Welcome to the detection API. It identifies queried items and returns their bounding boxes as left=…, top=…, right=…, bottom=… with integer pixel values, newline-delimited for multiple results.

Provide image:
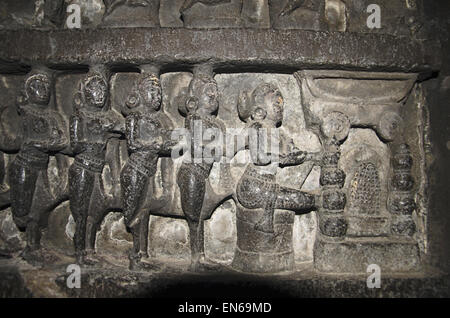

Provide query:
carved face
left=253, top=84, right=284, bottom=126
left=84, top=75, right=108, bottom=108
left=197, top=80, right=219, bottom=114
left=139, top=76, right=162, bottom=111
left=25, top=74, right=51, bottom=105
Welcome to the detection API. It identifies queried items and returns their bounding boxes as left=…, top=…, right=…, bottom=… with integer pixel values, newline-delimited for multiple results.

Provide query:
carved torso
left=70, top=108, right=122, bottom=167
left=126, top=110, right=172, bottom=176
left=19, top=104, right=67, bottom=157
left=184, top=113, right=226, bottom=174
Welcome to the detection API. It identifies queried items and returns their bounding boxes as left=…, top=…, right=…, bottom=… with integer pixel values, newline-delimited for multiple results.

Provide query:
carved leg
left=254, top=186, right=317, bottom=234
left=177, top=167, right=207, bottom=271
left=0, top=151, right=4, bottom=185
left=121, top=162, right=154, bottom=270
left=254, top=185, right=279, bottom=234
left=139, top=211, right=150, bottom=258
left=187, top=220, right=201, bottom=269
left=73, top=215, right=87, bottom=263
left=275, top=186, right=317, bottom=212
left=0, top=151, right=10, bottom=209
left=26, top=220, right=41, bottom=251
left=254, top=206, right=275, bottom=234
left=69, top=163, right=95, bottom=264
left=9, top=159, right=39, bottom=220
left=20, top=220, right=47, bottom=266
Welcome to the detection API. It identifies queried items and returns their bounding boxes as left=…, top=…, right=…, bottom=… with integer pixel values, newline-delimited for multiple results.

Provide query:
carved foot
left=189, top=255, right=222, bottom=273
left=128, top=253, right=163, bottom=272
left=76, top=250, right=101, bottom=267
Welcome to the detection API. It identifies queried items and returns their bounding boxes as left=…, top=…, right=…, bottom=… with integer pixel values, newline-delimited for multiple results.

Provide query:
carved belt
left=180, top=162, right=211, bottom=180
left=74, top=153, right=105, bottom=173
left=15, top=151, right=48, bottom=170
left=128, top=154, right=156, bottom=177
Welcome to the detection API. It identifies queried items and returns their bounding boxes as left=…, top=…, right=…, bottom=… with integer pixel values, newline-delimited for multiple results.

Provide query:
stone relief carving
left=324, top=0, right=346, bottom=31
left=232, top=82, right=320, bottom=273
left=388, top=143, right=417, bottom=237
left=120, top=65, right=177, bottom=270
left=69, top=65, right=125, bottom=265
left=269, top=0, right=321, bottom=30
left=0, top=66, right=424, bottom=276
left=176, top=65, right=233, bottom=271
left=0, top=0, right=426, bottom=36
left=349, top=162, right=381, bottom=215
left=8, top=67, right=69, bottom=265
left=102, top=0, right=160, bottom=27
left=295, top=70, right=421, bottom=273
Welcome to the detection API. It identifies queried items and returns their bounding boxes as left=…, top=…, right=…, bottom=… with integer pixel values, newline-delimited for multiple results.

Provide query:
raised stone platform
left=0, top=257, right=448, bottom=298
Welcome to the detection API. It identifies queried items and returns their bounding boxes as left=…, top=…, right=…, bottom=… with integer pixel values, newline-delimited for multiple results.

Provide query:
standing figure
left=69, top=65, right=124, bottom=265
left=177, top=66, right=227, bottom=271
left=236, top=83, right=319, bottom=234
left=9, top=67, right=69, bottom=264
left=120, top=66, right=176, bottom=271
left=0, top=103, right=21, bottom=209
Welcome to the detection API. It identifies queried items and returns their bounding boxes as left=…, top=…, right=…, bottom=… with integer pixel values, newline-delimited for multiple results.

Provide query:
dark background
left=422, top=0, right=450, bottom=275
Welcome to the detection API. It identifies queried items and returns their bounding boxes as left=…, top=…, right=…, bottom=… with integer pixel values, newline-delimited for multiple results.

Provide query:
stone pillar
left=318, top=142, right=347, bottom=239
left=388, top=144, right=417, bottom=237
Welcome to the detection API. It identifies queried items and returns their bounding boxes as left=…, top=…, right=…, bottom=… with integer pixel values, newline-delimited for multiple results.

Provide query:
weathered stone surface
left=0, top=209, right=25, bottom=254
left=0, top=29, right=437, bottom=74
left=204, top=200, right=236, bottom=263
left=270, top=0, right=322, bottom=31
left=0, top=0, right=447, bottom=300
left=148, top=216, right=188, bottom=260
left=102, top=0, right=160, bottom=28
left=181, top=0, right=242, bottom=28
left=159, top=0, right=184, bottom=27
left=2, top=257, right=449, bottom=298
left=65, top=0, right=105, bottom=29
left=314, top=238, right=421, bottom=273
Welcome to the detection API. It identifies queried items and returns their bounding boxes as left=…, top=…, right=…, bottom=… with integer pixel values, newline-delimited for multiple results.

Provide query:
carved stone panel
left=0, top=0, right=446, bottom=298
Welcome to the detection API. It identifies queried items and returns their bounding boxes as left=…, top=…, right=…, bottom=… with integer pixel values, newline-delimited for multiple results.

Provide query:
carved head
left=83, top=74, right=108, bottom=108
left=238, top=83, right=284, bottom=126
left=126, top=73, right=162, bottom=111
left=25, top=73, right=51, bottom=105
left=186, top=73, right=219, bottom=115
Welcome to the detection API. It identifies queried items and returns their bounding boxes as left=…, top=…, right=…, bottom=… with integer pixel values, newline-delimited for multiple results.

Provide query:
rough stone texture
left=0, top=29, right=438, bottom=74
left=204, top=200, right=237, bottom=263
left=314, top=238, right=421, bottom=273
left=0, top=0, right=448, bottom=299
left=1, top=257, right=449, bottom=298
left=0, top=209, right=25, bottom=254
left=159, top=0, right=184, bottom=27
left=65, top=0, right=105, bottom=29
left=182, top=0, right=242, bottom=28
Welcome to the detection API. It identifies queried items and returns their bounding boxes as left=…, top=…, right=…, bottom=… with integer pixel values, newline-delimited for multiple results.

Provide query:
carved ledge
left=0, top=29, right=437, bottom=74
